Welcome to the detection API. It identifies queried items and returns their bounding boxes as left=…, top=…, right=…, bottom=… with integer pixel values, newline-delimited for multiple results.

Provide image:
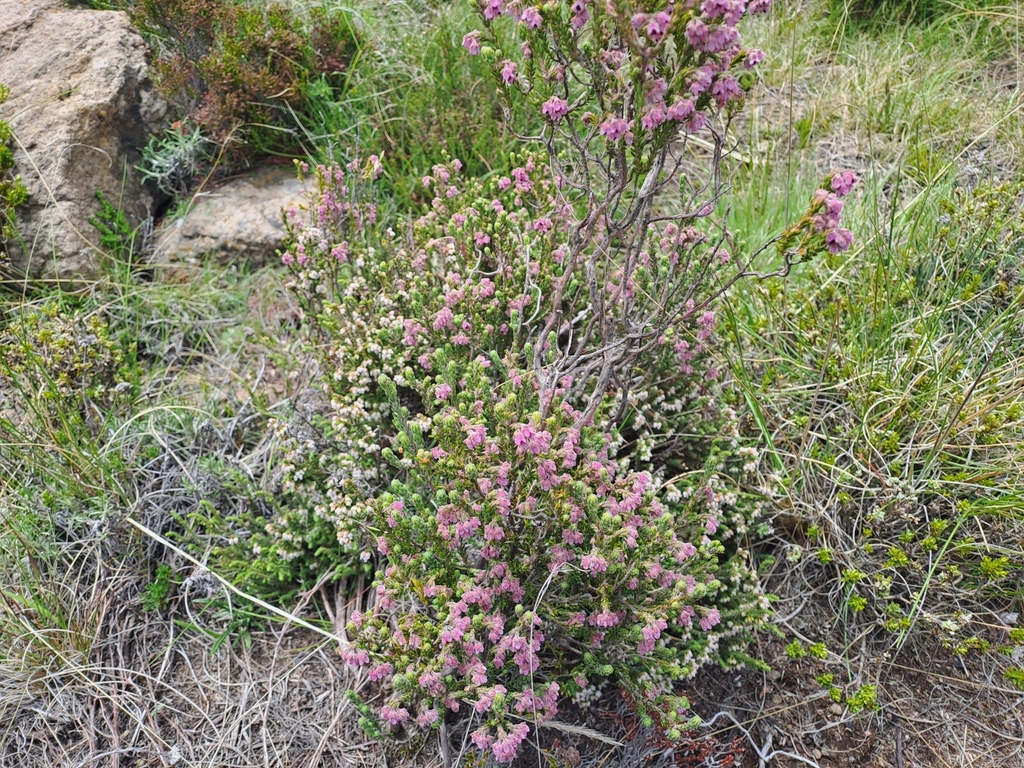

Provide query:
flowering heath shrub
left=250, top=0, right=860, bottom=760
left=272, top=155, right=731, bottom=744
left=261, top=158, right=852, bottom=761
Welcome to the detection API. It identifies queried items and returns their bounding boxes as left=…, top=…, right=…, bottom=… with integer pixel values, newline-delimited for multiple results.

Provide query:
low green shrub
left=141, top=563, right=175, bottom=612
left=0, top=302, right=127, bottom=408
left=0, top=84, right=28, bottom=264
left=828, top=0, right=1018, bottom=49
left=831, top=0, right=956, bottom=24
left=77, top=1, right=524, bottom=209
left=126, top=0, right=360, bottom=173
left=137, top=122, right=211, bottom=197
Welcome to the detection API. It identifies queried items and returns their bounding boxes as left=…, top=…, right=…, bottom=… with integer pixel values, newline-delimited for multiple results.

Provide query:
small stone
left=153, top=167, right=305, bottom=267
left=829, top=703, right=844, bottom=716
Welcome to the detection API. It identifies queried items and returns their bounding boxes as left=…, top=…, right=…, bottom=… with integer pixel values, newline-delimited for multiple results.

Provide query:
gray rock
left=152, top=167, right=303, bottom=268
left=0, top=0, right=167, bottom=283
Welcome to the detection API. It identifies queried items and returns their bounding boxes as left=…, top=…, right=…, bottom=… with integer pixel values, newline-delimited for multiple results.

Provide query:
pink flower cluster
left=338, top=350, right=719, bottom=760
left=542, top=96, right=569, bottom=123
left=473, top=721, right=530, bottom=763
left=600, top=116, right=634, bottom=144
left=279, top=162, right=374, bottom=270
left=810, top=171, right=859, bottom=253
left=458, top=0, right=772, bottom=149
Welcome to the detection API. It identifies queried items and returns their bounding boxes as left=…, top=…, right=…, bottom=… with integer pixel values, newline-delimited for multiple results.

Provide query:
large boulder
left=0, top=0, right=167, bottom=283
left=152, top=167, right=304, bottom=268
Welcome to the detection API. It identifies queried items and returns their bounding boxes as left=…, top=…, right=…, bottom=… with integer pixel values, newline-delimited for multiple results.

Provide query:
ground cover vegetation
left=2, top=0, right=1023, bottom=766
left=708, top=3, right=1024, bottom=762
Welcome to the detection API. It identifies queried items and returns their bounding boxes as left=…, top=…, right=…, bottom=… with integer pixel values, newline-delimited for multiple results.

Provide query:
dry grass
left=685, top=621, right=1024, bottom=767
left=0, top=592, right=370, bottom=767
left=0, top=261, right=358, bottom=768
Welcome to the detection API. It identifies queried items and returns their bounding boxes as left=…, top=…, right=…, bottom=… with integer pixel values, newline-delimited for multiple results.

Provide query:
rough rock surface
left=152, top=168, right=303, bottom=268
left=0, top=0, right=166, bottom=282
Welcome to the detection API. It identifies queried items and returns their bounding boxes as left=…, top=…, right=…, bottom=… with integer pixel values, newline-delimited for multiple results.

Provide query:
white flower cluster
left=571, top=679, right=608, bottom=709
